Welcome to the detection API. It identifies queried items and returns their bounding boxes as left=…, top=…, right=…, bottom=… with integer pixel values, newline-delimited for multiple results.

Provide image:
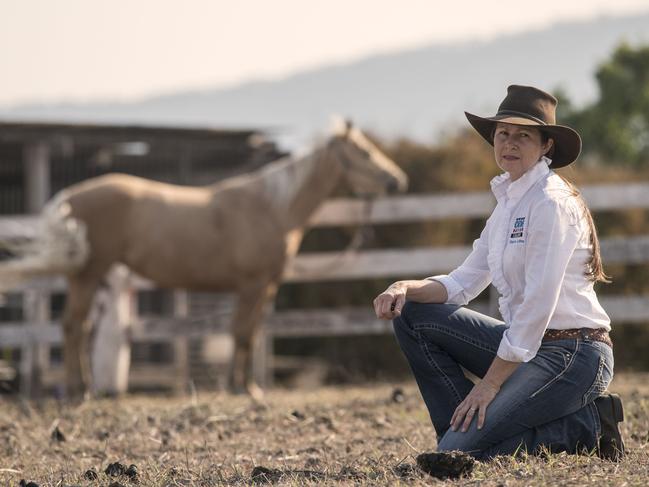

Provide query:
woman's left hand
left=450, top=380, right=500, bottom=432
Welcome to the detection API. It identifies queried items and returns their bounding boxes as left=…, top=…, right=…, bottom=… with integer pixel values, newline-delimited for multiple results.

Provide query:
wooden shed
left=0, top=121, right=285, bottom=215
left=0, top=120, right=286, bottom=393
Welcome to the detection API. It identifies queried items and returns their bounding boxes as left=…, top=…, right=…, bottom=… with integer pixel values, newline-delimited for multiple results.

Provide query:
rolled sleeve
left=426, top=274, right=466, bottom=305
left=496, top=198, right=582, bottom=363
left=497, top=332, right=535, bottom=362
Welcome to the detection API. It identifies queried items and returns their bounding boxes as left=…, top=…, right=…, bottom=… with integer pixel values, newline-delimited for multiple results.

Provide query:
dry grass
left=0, top=373, right=648, bottom=486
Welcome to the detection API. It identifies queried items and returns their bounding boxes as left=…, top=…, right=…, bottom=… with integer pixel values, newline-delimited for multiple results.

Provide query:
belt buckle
left=579, top=328, right=595, bottom=340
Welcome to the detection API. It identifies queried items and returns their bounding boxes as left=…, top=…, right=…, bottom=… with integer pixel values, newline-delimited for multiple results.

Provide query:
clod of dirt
left=105, top=462, right=126, bottom=477
left=290, top=409, right=306, bottom=421
left=251, top=466, right=283, bottom=484
left=393, top=462, right=417, bottom=479
left=337, top=465, right=364, bottom=480
left=304, top=457, right=320, bottom=468
left=96, top=430, right=110, bottom=441
left=160, top=429, right=173, bottom=446
left=19, top=481, right=39, bottom=487
left=416, top=451, right=475, bottom=479
left=84, top=469, right=99, bottom=480
left=125, top=464, right=139, bottom=482
left=50, top=426, right=66, bottom=442
left=315, top=415, right=336, bottom=431
left=391, top=387, right=405, bottom=403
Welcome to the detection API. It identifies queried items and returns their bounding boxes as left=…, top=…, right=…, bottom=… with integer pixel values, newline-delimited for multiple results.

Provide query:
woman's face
left=493, top=122, right=553, bottom=181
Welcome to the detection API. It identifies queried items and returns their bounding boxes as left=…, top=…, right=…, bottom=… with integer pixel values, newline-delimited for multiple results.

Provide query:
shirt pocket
left=581, top=354, right=613, bottom=407
left=529, top=343, right=576, bottom=398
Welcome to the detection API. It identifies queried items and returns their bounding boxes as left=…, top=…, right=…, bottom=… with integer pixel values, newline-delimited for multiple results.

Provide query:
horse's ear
left=330, top=115, right=353, bottom=137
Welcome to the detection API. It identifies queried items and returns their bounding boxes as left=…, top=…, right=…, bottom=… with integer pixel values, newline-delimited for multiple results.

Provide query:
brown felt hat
left=465, top=85, right=582, bottom=168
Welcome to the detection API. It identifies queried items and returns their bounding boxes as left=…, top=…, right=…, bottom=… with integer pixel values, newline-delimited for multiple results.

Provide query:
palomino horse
left=0, top=121, right=407, bottom=397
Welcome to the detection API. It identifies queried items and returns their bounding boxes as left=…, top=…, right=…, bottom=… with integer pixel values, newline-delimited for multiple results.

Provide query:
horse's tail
left=0, top=192, right=90, bottom=294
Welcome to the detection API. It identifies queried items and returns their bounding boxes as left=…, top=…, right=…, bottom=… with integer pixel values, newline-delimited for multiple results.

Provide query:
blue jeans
left=393, top=302, right=614, bottom=460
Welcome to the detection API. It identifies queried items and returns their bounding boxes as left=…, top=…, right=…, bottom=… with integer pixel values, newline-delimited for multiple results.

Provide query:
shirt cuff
left=426, top=274, right=464, bottom=304
left=496, top=332, right=535, bottom=362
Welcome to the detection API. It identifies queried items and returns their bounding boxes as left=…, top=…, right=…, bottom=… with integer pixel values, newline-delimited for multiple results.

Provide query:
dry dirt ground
left=0, top=373, right=648, bottom=486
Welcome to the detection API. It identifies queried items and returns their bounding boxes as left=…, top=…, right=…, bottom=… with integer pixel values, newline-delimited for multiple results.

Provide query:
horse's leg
left=61, top=273, right=104, bottom=398
left=228, top=281, right=278, bottom=399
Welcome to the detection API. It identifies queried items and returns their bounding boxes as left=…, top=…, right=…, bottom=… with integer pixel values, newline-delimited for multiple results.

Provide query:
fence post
left=19, top=142, right=51, bottom=399
left=91, top=265, right=132, bottom=395
left=172, top=290, right=190, bottom=395
left=253, top=303, right=275, bottom=389
left=24, top=142, right=50, bottom=214
left=18, top=289, right=50, bottom=399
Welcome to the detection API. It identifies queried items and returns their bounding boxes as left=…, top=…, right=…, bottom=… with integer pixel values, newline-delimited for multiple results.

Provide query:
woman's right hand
left=373, top=281, right=408, bottom=319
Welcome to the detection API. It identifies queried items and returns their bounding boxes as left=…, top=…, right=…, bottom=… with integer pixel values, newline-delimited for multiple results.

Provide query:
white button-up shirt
left=429, top=158, right=611, bottom=362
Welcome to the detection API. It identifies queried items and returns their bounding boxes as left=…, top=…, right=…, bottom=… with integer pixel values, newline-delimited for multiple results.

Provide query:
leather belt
left=543, top=328, right=612, bottom=348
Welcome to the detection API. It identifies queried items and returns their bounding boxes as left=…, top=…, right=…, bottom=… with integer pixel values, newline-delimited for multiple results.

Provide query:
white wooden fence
left=2, top=182, right=649, bottom=395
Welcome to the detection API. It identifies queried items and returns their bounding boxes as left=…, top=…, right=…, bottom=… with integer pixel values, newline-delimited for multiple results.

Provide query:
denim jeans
left=393, top=302, right=614, bottom=460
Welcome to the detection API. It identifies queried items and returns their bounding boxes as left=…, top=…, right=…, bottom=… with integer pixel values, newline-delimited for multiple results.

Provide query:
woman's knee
left=392, top=313, right=413, bottom=344
left=393, top=302, right=455, bottom=345
left=398, top=301, right=456, bottom=326
left=393, top=301, right=432, bottom=334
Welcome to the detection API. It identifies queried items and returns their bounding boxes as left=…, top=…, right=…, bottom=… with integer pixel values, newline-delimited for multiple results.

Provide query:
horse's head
left=329, top=119, right=408, bottom=197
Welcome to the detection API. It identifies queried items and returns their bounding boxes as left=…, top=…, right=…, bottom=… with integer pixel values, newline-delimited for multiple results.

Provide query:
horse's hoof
left=247, top=383, right=265, bottom=403
left=227, top=381, right=247, bottom=395
left=62, top=386, right=89, bottom=405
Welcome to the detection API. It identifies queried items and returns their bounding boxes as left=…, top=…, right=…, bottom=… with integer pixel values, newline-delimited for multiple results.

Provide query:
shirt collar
left=490, top=156, right=551, bottom=204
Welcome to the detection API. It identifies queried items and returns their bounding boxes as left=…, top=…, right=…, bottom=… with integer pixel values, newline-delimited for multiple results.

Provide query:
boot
left=594, top=393, right=625, bottom=461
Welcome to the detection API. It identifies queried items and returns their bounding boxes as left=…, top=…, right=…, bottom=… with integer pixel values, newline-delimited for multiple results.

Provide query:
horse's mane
left=256, top=148, right=323, bottom=213
left=252, top=119, right=371, bottom=211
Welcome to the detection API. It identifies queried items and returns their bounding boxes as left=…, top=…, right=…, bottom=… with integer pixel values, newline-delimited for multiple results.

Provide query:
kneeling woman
left=373, top=85, right=624, bottom=461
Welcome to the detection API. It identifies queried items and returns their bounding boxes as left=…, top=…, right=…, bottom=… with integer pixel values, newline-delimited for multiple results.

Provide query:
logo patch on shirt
left=509, top=216, right=525, bottom=243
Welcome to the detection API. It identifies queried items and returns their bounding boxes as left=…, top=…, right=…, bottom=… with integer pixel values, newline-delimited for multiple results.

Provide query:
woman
left=373, top=85, right=624, bottom=461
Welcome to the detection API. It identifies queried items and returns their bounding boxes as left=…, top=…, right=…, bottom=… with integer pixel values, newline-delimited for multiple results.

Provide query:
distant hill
left=2, top=12, right=649, bottom=149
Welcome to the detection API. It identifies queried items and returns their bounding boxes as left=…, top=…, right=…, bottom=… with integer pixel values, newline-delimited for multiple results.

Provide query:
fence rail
left=2, top=293, right=649, bottom=347
left=2, top=182, right=649, bottom=394
left=308, top=182, right=649, bottom=226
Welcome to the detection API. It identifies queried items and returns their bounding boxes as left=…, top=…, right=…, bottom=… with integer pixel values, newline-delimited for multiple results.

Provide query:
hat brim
left=465, top=111, right=582, bottom=168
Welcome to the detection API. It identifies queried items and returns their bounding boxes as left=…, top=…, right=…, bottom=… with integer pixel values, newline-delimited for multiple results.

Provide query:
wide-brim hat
left=465, top=85, right=582, bottom=168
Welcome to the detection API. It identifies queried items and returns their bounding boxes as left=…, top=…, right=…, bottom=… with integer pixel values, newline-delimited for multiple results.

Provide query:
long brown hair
left=555, top=174, right=611, bottom=283
left=541, top=132, right=611, bottom=283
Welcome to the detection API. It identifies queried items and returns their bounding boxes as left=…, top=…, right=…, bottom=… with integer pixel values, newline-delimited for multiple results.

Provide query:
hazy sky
left=1, top=0, right=648, bottom=107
